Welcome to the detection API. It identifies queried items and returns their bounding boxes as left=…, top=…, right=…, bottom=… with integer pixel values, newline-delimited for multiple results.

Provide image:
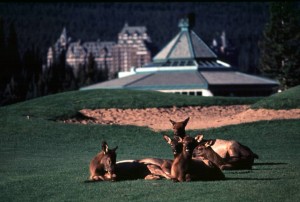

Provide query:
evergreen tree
left=86, top=53, right=96, bottom=85
left=22, top=45, right=43, bottom=100
left=259, top=2, right=300, bottom=90
left=7, top=21, right=21, bottom=78
left=76, top=63, right=87, bottom=88
left=1, top=21, right=24, bottom=105
left=0, top=17, right=6, bottom=91
left=46, top=49, right=67, bottom=94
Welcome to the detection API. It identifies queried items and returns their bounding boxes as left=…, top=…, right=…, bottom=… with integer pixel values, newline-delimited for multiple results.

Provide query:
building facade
left=46, top=23, right=152, bottom=79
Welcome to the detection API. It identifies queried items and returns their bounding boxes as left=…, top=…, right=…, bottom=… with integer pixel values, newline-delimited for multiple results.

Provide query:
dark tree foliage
left=6, top=22, right=21, bottom=78
left=0, top=17, right=6, bottom=91
left=46, top=50, right=68, bottom=94
left=86, top=53, right=97, bottom=85
left=259, top=2, right=300, bottom=90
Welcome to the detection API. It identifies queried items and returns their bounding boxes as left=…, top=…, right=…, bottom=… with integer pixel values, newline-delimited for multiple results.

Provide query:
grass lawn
left=252, top=85, right=300, bottom=110
left=0, top=88, right=299, bottom=201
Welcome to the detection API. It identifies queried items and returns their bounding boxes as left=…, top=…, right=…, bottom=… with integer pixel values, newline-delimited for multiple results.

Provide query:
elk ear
left=163, top=135, right=172, bottom=144
left=205, top=140, right=214, bottom=147
left=183, top=117, right=190, bottom=126
left=174, top=136, right=183, bottom=143
left=169, top=119, right=176, bottom=126
left=195, top=135, right=204, bottom=142
left=102, top=141, right=109, bottom=154
left=204, top=141, right=211, bottom=147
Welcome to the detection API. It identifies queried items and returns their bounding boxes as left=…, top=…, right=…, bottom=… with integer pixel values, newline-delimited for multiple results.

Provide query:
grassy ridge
left=251, top=85, right=300, bottom=109
left=0, top=89, right=299, bottom=201
left=1, top=89, right=260, bottom=119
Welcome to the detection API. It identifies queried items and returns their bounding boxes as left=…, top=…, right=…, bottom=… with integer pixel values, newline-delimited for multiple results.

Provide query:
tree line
left=0, top=18, right=108, bottom=106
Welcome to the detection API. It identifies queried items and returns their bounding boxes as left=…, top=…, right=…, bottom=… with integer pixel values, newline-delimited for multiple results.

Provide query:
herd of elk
left=87, top=117, right=259, bottom=182
left=170, top=117, right=259, bottom=170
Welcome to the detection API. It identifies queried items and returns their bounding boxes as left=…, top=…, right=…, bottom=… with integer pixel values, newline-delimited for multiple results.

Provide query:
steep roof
left=119, top=23, right=147, bottom=35
left=153, top=18, right=217, bottom=62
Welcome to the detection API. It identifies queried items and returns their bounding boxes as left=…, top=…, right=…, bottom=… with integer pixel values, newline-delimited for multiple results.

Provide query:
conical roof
left=153, top=18, right=217, bottom=62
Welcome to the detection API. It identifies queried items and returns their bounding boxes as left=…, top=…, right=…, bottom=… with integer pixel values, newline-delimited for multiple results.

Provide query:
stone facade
left=46, top=23, right=152, bottom=79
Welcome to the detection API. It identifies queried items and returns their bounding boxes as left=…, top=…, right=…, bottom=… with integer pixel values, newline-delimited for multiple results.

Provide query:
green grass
left=251, top=85, right=300, bottom=110
left=0, top=89, right=299, bottom=201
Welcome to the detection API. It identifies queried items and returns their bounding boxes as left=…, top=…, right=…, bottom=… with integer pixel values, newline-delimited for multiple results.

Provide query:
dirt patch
left=62, top=105, right=300, bottom=131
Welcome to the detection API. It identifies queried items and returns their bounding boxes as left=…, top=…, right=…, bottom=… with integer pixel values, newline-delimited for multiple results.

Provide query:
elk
left=164, top=135, right=225, bottom=182
left=136, top=135, right=180, bottom=180
left=88, top=141, right=118, bottom=181
left=194, top=135, right=259, bottom=170
left=88, top=142, right=163, bottom=182
left=193, top=140, right=234, bottom=170
left=114, top=160, right=163, bottom=180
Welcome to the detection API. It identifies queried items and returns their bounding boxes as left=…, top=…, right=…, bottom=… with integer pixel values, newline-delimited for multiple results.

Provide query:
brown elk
left=114, top=160, right=163, bottom=180
left=136, top=134, right=185, bottom=180
left=194, top=135, right=259, bottom=170
left=193, top=140, right=234, bottom=170
left=88, top=143, right=163, bottom=181
left=88, top=141, right=118, bottom=181
left=136, top=134, right=189, bottom=180
left=164, top=135, right=225, bottom=182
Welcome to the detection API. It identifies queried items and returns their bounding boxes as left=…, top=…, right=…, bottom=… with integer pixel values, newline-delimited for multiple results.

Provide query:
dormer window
left=123, top=33, right=128, bottom=39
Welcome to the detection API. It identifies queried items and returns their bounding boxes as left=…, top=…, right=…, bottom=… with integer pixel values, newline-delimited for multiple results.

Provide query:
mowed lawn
left=0, top=87, right=299, bottom=202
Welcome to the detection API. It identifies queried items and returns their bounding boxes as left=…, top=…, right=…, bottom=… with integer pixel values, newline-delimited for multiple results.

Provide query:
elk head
left=169, top=117, right=190, bottom=138
left=163, top=135, right=183, bottom=157
left=101, top=141, right=118, bottom=181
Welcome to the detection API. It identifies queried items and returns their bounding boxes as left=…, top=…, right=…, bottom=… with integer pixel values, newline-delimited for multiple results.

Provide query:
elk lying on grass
left=88, top=143, right=164, bottom=182
left=88, top=141, right=118, bottom=181
left=194, top=135, right=259, bottom=170
left=114, top=160, right=163, bottom=180
left=193, top=140, right=234, bottom=170
left=164, top=135, right=225, bottom=182
left=136, top=133, right=189, bottom=180
left=137, top=134, right=194, bottom=180
left=136, top=134, right=188, bottom=180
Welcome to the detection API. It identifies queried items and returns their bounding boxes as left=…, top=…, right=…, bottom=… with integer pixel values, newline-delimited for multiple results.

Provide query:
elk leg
left=220, top=163, right=234, bottom=170
left=91, top=175, right=105, bottom=181
left=144, top=174, right=161, bottom=180
left=147, top=164, right=172, bottom=179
